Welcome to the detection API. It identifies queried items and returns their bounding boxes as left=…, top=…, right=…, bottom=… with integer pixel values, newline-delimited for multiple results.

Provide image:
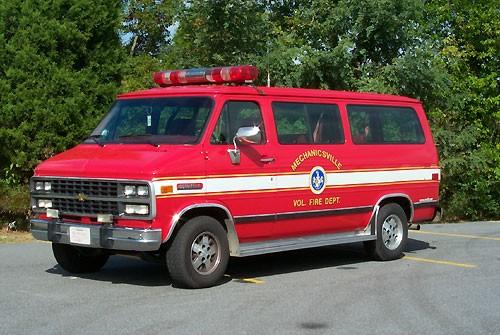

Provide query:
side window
left=347, top=105, right=425, bottom=144
left=272, top=102, right=344, bottom=144
left=211, top=101, right=265, bottom=145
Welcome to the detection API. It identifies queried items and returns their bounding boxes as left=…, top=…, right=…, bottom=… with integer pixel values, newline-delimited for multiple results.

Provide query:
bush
left=0, top=182, right=30, bottom=231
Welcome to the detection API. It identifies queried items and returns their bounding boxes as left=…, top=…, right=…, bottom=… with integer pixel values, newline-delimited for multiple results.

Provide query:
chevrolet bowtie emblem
left=76, top=193, right=87, bottom=202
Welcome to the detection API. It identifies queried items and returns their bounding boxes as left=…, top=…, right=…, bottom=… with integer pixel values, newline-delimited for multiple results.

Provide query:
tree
left=423, top=0, right=500, bottom=219
left=120, top=0, right=179, bottom=92
left=264, top=0, right=432, bottom=90
left=122, top=0, right=178, bottom=57
left=123, top=0, right=180, bottom=56
left=0, top=0, right=124, bottom=183
left=166, top=0, right=269, bottom=68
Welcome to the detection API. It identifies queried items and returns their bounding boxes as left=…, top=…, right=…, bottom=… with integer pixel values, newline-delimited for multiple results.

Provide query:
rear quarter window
left=347, top=105, right=425, bottom=144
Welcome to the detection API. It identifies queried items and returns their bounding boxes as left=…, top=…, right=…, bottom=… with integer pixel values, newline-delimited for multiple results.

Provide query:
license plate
left=69, top=227, right=91, bottom=245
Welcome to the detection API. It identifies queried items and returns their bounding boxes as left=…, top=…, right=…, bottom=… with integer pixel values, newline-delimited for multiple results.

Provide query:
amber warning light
left=153, top=65, right=259, bottom=87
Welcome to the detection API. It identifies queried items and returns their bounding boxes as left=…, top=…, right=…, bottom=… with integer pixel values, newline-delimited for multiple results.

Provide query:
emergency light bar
left=153, top=65, right=259, bottom=87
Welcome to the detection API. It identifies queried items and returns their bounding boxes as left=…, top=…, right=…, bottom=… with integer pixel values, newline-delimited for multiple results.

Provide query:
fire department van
left=30, top=65, right=440, bottom=288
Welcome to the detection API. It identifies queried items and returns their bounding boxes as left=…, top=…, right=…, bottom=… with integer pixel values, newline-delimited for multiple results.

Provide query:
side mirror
left=227, top=126, right=262, bottom=165
left=235, top=126, right=262, bottom=145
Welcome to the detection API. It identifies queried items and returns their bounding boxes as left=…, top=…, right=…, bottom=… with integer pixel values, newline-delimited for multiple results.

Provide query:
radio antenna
left=267, top=43, right=271, bottom=87
left=266, top=0, right=271, bottom=87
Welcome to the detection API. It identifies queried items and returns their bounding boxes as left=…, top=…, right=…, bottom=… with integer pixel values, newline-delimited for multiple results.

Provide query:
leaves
left=0, top=0, right=124, bottom=183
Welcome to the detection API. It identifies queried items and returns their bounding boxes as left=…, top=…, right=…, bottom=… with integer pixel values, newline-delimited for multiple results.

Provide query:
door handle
left=260, top=156, right=275, bottom=163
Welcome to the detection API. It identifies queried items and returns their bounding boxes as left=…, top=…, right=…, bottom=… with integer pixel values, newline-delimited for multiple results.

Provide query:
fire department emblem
left=309, top=166, right=326, bottom=194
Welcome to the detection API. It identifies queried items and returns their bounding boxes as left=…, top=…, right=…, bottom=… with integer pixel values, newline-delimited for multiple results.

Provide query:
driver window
left=211, top=101, right=266, bottom=145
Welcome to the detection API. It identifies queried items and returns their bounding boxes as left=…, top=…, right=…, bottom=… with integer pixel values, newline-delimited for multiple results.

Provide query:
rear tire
left=364, top=203, right=408, bottom=261
left=52, top=243, right=109, bottom=273
left=166, top=216, right=229, bottom=289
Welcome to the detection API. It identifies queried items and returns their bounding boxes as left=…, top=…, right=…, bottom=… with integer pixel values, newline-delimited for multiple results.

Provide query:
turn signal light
left=160, top=185, right=174, bottom=194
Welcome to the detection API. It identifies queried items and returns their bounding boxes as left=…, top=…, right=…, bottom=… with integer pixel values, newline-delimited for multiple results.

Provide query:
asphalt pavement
left=1, top=221, right=499, bottom=335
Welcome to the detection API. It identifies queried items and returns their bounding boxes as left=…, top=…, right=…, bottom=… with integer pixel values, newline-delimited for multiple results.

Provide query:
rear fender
left=366, top=193, right=414, bottom=235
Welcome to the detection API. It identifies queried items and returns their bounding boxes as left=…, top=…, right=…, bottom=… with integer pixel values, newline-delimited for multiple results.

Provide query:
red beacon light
left=153, top=65, right=259, bottom=87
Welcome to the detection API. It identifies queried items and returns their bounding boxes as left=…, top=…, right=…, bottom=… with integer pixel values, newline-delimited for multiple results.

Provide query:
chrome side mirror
left=227, top=126, right=262, bottom=165
left=235, top=126, right=262, bottom=145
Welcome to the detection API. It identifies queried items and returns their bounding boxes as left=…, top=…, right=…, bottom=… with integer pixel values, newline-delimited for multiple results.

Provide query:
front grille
left=50, top=179, right=119, bottom=197
left=53, top=198, right=119, bottom=215
left=31, top=177, right=152, bottom=218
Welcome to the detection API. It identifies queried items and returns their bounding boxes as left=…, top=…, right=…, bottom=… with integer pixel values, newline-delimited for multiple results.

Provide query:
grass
left=0, top=227, right=34, bottom=243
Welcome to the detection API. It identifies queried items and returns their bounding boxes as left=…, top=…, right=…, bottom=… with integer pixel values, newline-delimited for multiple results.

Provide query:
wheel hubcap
left=191, top=232, right=221, bottom=275
left=381, top=214, right=403, bottom=250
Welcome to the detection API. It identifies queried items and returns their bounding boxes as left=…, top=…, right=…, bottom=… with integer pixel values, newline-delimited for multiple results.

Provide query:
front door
left=204, top=99, right=276, bottom=243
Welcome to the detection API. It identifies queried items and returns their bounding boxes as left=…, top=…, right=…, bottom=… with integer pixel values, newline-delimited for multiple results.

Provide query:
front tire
left=166, top=216, right=229, bottom=289
left=365, top=203, right=408, bottom=261
left=52, top=243, right=109, bottom=273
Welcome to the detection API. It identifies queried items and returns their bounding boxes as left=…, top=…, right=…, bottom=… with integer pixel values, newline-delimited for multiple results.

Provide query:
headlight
left=35, top=181, right=51, bottom=191
left=137, top=186, right=149, bottom=196
left=123, top=185, right=149, bottom=197
left=38, top=199, right=53, bottom=208
left=124, top=185, right=136, bottom=196
left=125, top=204, right=149, bottom=215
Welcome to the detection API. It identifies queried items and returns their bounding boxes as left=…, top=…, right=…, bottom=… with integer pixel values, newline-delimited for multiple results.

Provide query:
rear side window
left=347, top=105, right=425, bottom=144
left=272, top=102, right=344, bottom=144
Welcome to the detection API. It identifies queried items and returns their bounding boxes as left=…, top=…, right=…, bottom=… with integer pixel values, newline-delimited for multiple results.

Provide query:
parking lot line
left=410, top=230, right=500, bottom=241
left=403, top=255, right=477, bottom=268
left=240, top=278, right=265, bottom=284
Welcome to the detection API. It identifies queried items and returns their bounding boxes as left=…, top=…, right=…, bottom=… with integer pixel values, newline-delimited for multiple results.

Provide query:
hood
left=34, top=144, right=203, bottom=180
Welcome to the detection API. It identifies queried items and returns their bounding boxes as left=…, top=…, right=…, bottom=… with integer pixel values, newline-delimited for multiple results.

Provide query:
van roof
left=118, top=85, right=421, bottom=104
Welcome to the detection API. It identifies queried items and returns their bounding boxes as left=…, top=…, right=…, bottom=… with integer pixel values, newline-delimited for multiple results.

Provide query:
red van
left=31, top=65, right=440, bottom=288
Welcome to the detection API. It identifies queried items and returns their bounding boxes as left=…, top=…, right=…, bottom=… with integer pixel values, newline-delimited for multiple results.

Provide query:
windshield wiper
left=118, top=134, right=160, bottom=147
left=86, top=134, right=104, bottom=147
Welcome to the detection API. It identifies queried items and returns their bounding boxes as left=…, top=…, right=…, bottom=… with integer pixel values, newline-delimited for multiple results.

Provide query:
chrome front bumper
left=31, top=219, right=162, bottom=252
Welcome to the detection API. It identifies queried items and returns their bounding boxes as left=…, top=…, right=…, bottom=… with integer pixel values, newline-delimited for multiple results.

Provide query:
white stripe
left=276, top=168, right=439, bottom=189
left=329, top=168, right=438, bottom=186
left=207, top=176, right=274, bottom=193
left=153, top=168, right=440, bottom=195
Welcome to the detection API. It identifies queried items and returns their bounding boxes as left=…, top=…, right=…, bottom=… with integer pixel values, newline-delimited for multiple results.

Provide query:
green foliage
left=424, top=0, right=500, bottom=219
left=122, top=0, right=179, bottom=56
left=0, top=182, right=30, bottom=230
left=120, top=53, right=164, bottom=92
left=0, top=0, right=124, bottom=183
left=166, top=0, right=269, bottom=68
left=120, top=0, right=178, bottom=91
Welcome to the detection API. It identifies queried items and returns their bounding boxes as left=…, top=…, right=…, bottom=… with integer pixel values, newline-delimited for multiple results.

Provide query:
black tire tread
left=166, top=216, right=229, bottom=289
left=52, top=243, right=109, bottom=273
left=365, top=203, right=408, bottom=261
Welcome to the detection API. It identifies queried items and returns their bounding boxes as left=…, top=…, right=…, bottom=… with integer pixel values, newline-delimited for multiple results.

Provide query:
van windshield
left=86, top=97, right=213, bottom=145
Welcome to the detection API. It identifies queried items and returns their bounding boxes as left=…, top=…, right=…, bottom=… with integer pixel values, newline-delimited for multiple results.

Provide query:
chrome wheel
left=191, top=232, right=221, bottom=275
left=382, top=214, right=403, bottom=250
